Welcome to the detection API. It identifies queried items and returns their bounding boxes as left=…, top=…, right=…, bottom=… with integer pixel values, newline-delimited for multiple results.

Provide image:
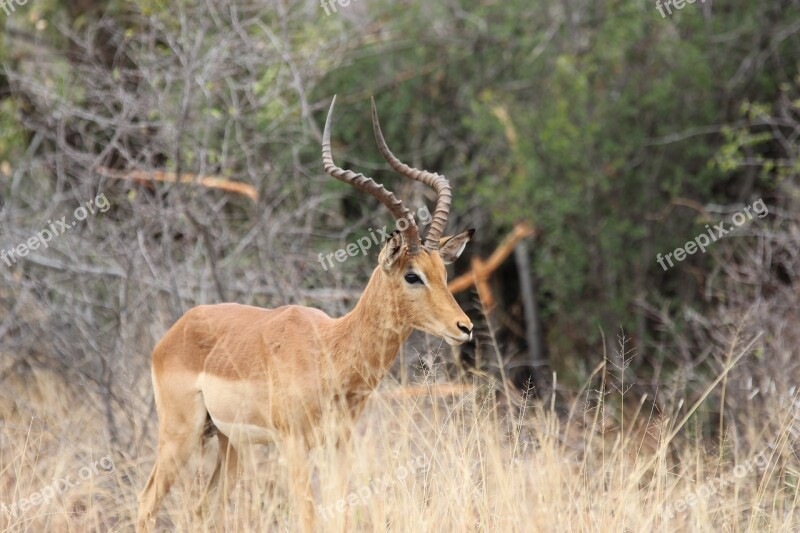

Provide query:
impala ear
left=438, top=228, right=474, bottom=264
left=379, top=231, right=405, bottom=270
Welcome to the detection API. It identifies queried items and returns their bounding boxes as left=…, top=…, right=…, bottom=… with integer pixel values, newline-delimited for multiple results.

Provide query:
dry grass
left=1, top=332, right=799, bottom=532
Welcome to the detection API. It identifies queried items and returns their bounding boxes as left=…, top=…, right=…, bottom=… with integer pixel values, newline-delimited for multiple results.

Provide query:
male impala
left=136, top=96, right=474, bottom=531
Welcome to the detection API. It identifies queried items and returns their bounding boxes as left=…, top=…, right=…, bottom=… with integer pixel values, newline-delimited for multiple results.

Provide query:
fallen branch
left=448, top=222, right=536, bottom=310
left=96, top=166, right=259, bottom=202
left=378, top=383, right=477, bottom=399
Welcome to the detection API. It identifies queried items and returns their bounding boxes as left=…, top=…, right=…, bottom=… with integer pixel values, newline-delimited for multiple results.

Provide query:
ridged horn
left=322, top=96, right=421, bottom=255
left=371, top=96, right=452, bottom=250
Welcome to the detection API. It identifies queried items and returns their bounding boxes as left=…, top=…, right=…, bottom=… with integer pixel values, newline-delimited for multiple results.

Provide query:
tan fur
left=136, top=239, right=473, bottom=531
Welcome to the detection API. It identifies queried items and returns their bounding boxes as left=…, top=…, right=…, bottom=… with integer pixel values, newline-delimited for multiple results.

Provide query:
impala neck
left=328, top=267, right=412, bottom=390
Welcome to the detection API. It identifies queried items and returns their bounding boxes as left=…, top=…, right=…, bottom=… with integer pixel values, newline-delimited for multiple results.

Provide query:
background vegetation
left=1, top=0, right=799, bottom=530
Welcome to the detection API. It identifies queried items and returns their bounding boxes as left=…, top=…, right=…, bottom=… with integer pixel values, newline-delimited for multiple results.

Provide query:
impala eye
left=404, top=272, right=423, bottom=285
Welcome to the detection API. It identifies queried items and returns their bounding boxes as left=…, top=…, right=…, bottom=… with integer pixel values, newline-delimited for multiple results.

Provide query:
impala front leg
left=334, top=432, right=354, bottom=533
left=282, top=433, right=315, bottom=533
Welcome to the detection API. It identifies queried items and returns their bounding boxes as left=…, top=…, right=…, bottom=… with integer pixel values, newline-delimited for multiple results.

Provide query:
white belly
left=210, top=418, right=279, bottom=446
left=199, top=372, right=282, bottom=446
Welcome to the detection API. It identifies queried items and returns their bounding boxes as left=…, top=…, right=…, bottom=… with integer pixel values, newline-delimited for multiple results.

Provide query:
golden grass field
left=1, top=332, right=799, bottom=532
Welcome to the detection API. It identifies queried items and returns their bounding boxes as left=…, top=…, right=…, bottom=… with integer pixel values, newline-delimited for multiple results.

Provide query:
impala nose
left=457, top=321, right=473, bottom=340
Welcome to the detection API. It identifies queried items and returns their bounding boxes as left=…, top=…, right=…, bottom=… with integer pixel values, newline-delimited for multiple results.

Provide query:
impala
left=136, top=96, right=474, bottom=531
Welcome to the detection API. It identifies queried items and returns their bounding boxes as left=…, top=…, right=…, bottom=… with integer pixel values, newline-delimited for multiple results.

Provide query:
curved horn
left=370, top=97, right=452, bottom=250
left=322, top=96, right=421, bottom=255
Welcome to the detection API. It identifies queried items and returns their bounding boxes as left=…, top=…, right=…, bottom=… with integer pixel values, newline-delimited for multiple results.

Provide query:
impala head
left=378, top=229, right=474, bottom=344
left=322, top=95, right=474, bottom=345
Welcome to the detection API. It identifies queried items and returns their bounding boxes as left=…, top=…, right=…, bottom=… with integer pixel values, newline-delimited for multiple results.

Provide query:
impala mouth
left=444, top=332, right=472, bottom=346
left=417, top=325, right=472, bottom=346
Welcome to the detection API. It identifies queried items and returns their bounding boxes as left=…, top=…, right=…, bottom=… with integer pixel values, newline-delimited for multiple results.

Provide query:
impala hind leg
left=195, top=431, right=239, bottom=521
left=137, top=384, right=207, bottom=532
